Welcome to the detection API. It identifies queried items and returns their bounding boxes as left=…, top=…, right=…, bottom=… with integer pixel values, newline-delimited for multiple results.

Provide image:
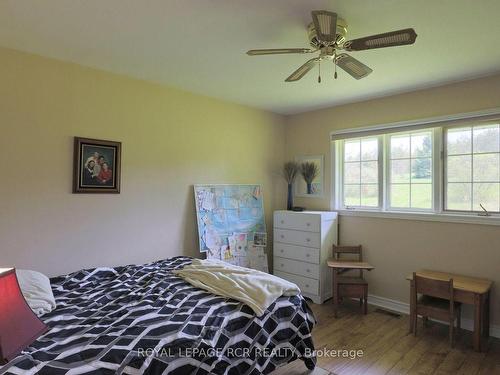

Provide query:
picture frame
left=295, top=154, right=324, bottom=198
left=73, top=137, right=121, bottom=193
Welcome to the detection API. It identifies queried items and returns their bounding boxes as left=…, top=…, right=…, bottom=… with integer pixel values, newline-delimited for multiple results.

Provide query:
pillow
left=16, top=269, right=56, bottom=316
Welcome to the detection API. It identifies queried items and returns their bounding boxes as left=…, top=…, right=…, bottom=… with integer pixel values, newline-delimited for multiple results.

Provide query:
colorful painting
left=194, top=184, right=268, bottom=272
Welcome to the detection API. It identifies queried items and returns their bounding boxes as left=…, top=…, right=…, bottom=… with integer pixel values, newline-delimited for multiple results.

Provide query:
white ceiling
left=1, top=0, right=500, bottom=114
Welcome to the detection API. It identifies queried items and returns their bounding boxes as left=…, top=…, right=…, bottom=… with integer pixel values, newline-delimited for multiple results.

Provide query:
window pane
left=391, top=159, right=410, bottom=183
left=342, top=137, right=380, bottom=208
left=361, top=161, right=378, bottom=183
left=391, top=184, right=410, bottom=208
left=411, top=132, right=432, bottom=158
left=447, top=155, right=472, bottom=182
left=473, top=124, right=500, bottom=154
left=447, top=127, right=471, bottom=155
left=344, top=162, right=360, bottom=184
left=473, top=183, right=500, bottom=212
left=447, top=183, right=472, bottom=210
left=361, top=138, right=378, bottom=160
left=411, top=158, right=431, bottom=183
left=411, top=184, right=432, bottom=209
left=344, top=140, right=360, bottom=161
left=473, top=154, right=500, bottom=182
left=391, top=135, right=410, bottom=159
left=361, top=185, right=378, bottom=207
left=344, top=185, right=360, bottom=206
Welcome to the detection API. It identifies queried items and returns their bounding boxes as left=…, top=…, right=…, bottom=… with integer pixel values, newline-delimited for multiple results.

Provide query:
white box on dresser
left=273, top=210, right=338, bottom=304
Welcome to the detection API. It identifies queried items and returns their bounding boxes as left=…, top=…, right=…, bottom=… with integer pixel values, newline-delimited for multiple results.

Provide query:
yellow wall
left=2, top=45, right=499, bottom=327
left=286, top=74, right=500, bottom=326
left=0, top=47, right=286, bottom=276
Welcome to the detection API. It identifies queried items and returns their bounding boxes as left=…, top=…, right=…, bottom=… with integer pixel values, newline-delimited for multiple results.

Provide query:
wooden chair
left=328, top=245, right=371, bottom=317
left=411, top=272, right=462, bottom=347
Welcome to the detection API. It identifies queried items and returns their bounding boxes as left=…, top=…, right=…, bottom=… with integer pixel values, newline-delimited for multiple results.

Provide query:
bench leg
left=363, top=286, right=368, bottom=315
left=332, top=268, right=338, bottom=318
left=473, top=293, right=482, bottom=352
left=409, top=280, right=415, bottom=334
left=483, top=291, right=490, bottom=338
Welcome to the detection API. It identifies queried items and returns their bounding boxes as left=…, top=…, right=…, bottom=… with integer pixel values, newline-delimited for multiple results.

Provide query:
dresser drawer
left=274, top=271, right=319, bottom=296
left=274, top=243, right=320, bottom=264
left=274, top=228, right=320, bottom=248
left=274, top=256, right=319, bottom=279
left=274, top=212, right=320, bottom=232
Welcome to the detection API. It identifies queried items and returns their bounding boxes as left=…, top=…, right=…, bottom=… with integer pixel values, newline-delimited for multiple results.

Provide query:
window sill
left=336, top=209, right=500, bottom=226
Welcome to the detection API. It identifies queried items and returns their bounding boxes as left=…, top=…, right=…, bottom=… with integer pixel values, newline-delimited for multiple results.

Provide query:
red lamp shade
left=0, top=268, right=48, bottom=364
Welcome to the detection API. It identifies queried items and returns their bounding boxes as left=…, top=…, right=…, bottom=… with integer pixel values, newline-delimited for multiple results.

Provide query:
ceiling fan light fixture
left=246, top=11, right=417, bottom=82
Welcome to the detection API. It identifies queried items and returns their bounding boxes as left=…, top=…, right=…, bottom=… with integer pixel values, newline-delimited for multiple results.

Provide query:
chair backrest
left=333, top=245, right=363, bottom=278
left=412, top=273, right=456, bottom=323
left=413, top=273, right=454, bottom=300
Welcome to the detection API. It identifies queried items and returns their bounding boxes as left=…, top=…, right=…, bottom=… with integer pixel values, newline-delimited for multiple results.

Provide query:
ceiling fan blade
left=285, top=58, right=319, bottom=82
left=246, top=48, right=315, bottom=56
left=344, top=28, right=417, bottom=51
left=336, top=53, right=372, bottom=80
left=311, top=10, right=338, bottom=45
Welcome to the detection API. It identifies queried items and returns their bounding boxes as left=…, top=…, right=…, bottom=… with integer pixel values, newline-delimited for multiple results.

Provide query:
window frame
left=443, top=122, right=500, bottom=214
left=384, top=129, right=437, bottom=213
left=338, top=136, right=383, bottom=210
left=331, top=109, right=500, bottom=223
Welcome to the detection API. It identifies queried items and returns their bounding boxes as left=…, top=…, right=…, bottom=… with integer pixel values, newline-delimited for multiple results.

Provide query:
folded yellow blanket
left=173, top=259, right=300, bottom=316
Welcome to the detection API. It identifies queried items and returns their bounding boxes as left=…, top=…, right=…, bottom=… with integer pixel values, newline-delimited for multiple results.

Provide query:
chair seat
left=418, top=295, right=461, bottom=310
left=337, top=276, right=368, bottom=285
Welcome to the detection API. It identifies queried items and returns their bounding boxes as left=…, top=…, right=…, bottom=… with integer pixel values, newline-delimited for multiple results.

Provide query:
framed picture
left=295, top=154, right=324, bottom=198
left=73, top=137, right=121, bottom=193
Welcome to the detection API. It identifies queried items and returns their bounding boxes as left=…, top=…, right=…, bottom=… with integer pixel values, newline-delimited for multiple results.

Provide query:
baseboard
left=367, top=294, right=500, bottom=339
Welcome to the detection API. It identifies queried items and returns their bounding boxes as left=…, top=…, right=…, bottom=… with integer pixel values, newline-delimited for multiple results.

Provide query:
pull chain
left=318, top=60, right=321, bottom=83
left=334, top=51, right=338, bottom=79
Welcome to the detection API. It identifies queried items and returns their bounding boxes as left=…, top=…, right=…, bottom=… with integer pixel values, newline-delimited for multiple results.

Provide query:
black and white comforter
left=1, top=257, right=316, bottom=375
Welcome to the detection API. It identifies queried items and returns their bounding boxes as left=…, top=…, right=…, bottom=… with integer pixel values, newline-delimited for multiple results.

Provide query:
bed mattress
left=1, top=257, right=316, bottom=375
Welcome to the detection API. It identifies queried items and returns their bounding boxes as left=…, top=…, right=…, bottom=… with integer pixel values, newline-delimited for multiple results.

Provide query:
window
left=445, top=124, right=500, bottom=212
left=388, top=131, right=433, bottom=210
left=333, top=113, right=500, bottom=219
left=342, top=138, right=380, bottom=208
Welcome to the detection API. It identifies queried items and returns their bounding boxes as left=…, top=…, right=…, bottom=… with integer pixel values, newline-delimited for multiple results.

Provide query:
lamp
left=0, top=268, right=48, bottom=364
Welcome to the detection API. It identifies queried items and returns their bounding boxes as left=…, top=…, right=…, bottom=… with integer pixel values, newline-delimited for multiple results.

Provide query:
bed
left=1, top=257, right=316, bottom=375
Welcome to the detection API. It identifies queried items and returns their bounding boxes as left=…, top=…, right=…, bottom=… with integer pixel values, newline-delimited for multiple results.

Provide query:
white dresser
left=273, top=210, right=338, bottom=304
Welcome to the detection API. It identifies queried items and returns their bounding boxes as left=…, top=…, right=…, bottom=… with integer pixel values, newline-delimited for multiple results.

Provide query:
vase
left=307, top=182, right=313, bottom=194
left=287, top=183, right=293, bottom=210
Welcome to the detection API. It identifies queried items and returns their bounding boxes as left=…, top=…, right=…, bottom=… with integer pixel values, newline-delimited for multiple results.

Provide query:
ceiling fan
left=246, top=11, right=417, bottom=83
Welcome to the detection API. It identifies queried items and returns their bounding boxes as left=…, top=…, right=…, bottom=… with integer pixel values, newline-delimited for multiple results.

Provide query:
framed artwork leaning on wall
left=73, top=137, right=121, bottom=193
left=295, top=154, right=324, bottom=198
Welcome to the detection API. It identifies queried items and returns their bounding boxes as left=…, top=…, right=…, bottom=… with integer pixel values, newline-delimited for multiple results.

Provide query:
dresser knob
left=305, top=284, right=309, bottom=288
left=306, top=238, right=310, bottom=242
left=306, top=254, right=310, bottom=258
left=306, top=269, right=310, bottom=273
left=280, top=220, right=284, bottom=224
left=280, top=235, right=284, bottom=239
left=280, top=264, right=284, bottom=268
left=280, top=249, right=284, bottom=253
left=306, top=222, right=311, bottom=226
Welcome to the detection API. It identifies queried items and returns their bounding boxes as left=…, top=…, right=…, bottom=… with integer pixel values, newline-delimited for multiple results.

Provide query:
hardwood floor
left=274, top=299, right=500, bottom=375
